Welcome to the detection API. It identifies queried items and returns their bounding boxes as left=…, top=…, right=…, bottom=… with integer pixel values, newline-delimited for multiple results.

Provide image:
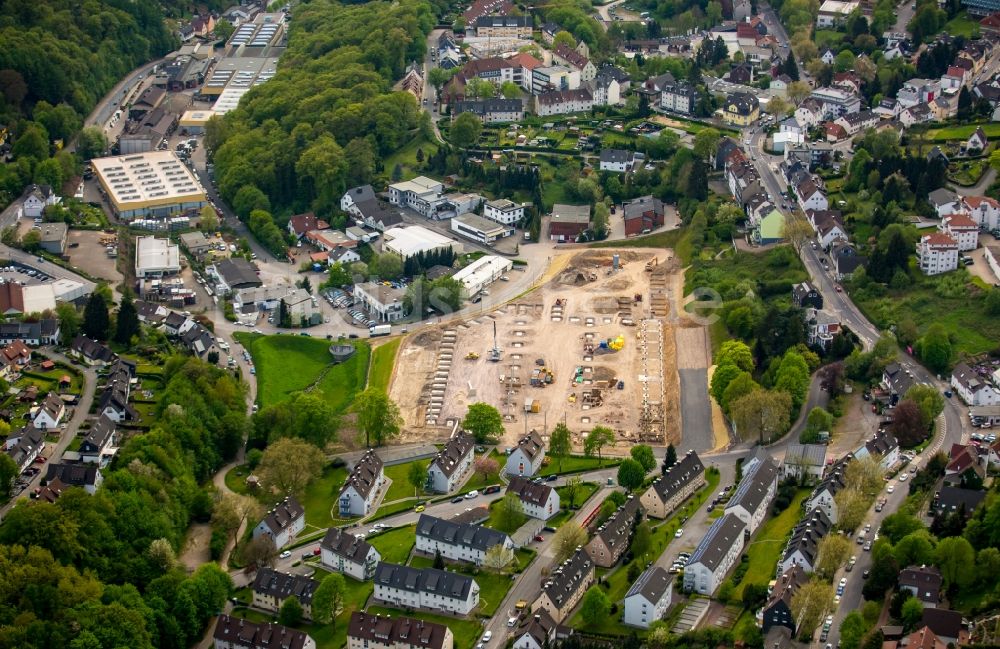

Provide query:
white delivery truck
left=369, top=324, right=391, bottom=337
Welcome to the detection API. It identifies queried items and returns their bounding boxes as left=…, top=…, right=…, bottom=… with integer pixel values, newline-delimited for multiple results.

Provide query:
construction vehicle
left=487, top=321, right=502, bottom=362
left=465, top=352, right=480, bottom=360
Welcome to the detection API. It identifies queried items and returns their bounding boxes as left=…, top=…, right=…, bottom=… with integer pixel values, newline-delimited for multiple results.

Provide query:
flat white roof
left=383, top=225, right=459, bottom=257
left=452, top=255, right=513, bottom=293
left=22, top=284, right=56, bottom=314
left=91, top=151, right=206, bottom=211
left=453, top=212, right=508, bottom=235
left=135, top=236, right=181, bottom=273
left=180, top=109, right=221, bottom=125
left=389, top=176, right=443, bottom=195
left=818, top=0, right=859, bottom=13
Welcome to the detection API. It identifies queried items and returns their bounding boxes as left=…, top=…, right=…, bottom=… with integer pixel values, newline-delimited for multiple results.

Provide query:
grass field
left=383, top=459, right=432, bottom=503
left=368, top=338, right=400, bottom=393
left=384, top=135, right=439, bottom=181
left=540, top=455, right=620, bottom=476
left=365, top=606, right=483, bottom=649
left=369, top=524, right=417, bottom=564
left=301, top=465, right=350, bottom=527
left=235, top=333, right=370, bottom=410
left=724, top=489, right=808, bottom=599
left=557, top=481, right=599, bottom=510
left=462, top=453, right=503, bottom=492
left=929, top=122, right=1000, bottom=141
left=944, top=10, right=980, bottom=37
left=224, top=464, right=251, bottom=495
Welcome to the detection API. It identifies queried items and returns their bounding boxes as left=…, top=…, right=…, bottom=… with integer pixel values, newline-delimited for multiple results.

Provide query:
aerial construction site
left=390, top=248, right=688, bottom=452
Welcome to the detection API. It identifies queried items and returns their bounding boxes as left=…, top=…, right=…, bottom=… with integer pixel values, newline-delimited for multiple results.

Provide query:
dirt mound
left=591, top=296, right=620, bottom=313
left=593, top=366, right=617, bottom=382
left=604, top=277, right=631, bottom=291
left=558, top=269, right=592, bottom=285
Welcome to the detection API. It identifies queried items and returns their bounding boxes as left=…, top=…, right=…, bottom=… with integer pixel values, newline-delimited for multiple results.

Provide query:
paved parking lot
left=65, top=230, right=123, bottom=285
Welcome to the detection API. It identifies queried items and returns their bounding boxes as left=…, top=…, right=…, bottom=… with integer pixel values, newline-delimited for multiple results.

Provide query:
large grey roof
left=252, top=568, right=317, bottom=605
left=781, top=508, right=832, bottom=567
left=374, top=562, right=476, bottom=600
left=689, top=513, right=746, bottom=571
left=727, top=457, right=778, bottom=516
left=784, top=443, right=827, bottom=468
left=430, top=433, right=474, bottom=477
left=259, top=497, right=304, bottom=535
left=341, top=449, right=384, bottom=499
left=648, top=450, right=704, bottom=502
left=625, top=566, right=672, bottom=604
left=345, top=185, right=376, bottom=204
left=348, top=612, right=451, bottom=649
left=541, top=549, right=593, bottom=607
left=415, top=513, right=510, bottom=552
left=321, top=527, right=376, bottom=563
left=596, top=495, right=641, bottom=548
left=507, top=475, right=555, bottom=506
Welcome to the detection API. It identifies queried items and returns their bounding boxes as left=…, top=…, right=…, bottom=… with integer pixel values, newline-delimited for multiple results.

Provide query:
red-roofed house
left=825, top=122, right=849, bottom=142
left=507, top=52, right=543, bottom=91
left=902, top=627, right=947, bottom=649
left=981, top=12, right=1000, bottom=33
left=941, top=213, right=979, bottom=250
left=943, top=66, right=969, bottom=90
left=288, top=212, right=330, bottom=239
left=916, top=232, right=958, bottom=275
left=945, top=443, right=985, bottom=485
left=963, top=195, right=1000, bottom=229
left=553, top=44, right=596, bottom=81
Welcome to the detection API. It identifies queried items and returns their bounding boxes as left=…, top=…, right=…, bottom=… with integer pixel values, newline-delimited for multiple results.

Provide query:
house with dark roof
left=0, top=319, right=59, bottom=347
left=831, top=242, right=866, bottom=281
left=213, top=614, right=315, bottom=649
left=899, top=565, right=942, bottom=607
left=921, top=608, right=966, bottom=644
left=79, top=415, right=117, bottom=466
left=782, top=443, right=827, bottom=483
left=321, top=527, right=381, bottom=581
left=415, top=513, right=512, bottom=564
left=684, top=513, right=746, bottom=594
left=624, top=566, right=673, bottom=628
left=253, top=496, right=306, bottom=550
left=69, top=336, right=115, bottom=366
left=252, top=568, right=318, bottom=619
left=762, top=565, right=809, bottom=633
left=944, top=443, right=985, bottom=486
left=339, top=450, right=385, bottom=516
left=506, top=475, right=561, bottom=520
left=724, top=456, right=779, bottom=534
left=347, top=612, right=453, bottom=649
left=505, top=430, right=545, bottom=477
left=373, top=562, right=480, bottom=615
left=6, top=425, right=44, bottom=472
left=288, top=212, right=330, bottom=240
left=622, top=196, right=665, bottom=237
left=931, top=486, right=985, bottom=519
left=341, top=185, right=377, bottom=214
left=208, top=258, right=262, bottom=293
left=641, top=450, right=705, bottom=518
left=32, top=393, right=65, bottom=431
left=882, top=362, right=915, bottom=401
left=585, top=495, right=642, bottom=567
left=805, top=454, right=852, bottom=523
left=453, top=98, right=524, bottom=123
left=513, top=609, right=557, bottom=649
left=426, top=433, right=475, bottom=493
left=779, top=508, right=832, bottom=574
left=855, top=429, right=899, bottom=470
left=44, top=462, right=102, bottom=495
left=791, top=281, right=823, bottom=309
left=951, top=362, right=1000, bottom=406
left=722, top=92, right=760, bottom=126
left=532, top=549, right=594, bottom=622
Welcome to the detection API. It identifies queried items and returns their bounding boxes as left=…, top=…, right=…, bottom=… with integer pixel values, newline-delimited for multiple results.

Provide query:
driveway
left=679, top=368, right=715, bottom=452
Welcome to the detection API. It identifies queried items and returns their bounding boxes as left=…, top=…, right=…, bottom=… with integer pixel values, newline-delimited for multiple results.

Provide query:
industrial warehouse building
left=91, top=151, right=207, bottom=219
left=382, top=226, right=463, bottom=259
left=450, top=212, right=513, bottom=244
left=452, top=255, right=513, bottom=297
left=135, top=236, right=181, bottom=278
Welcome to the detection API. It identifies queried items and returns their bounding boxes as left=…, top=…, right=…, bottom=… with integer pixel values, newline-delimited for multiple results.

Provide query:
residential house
left=288, top=212, right=329, bottom=240
left=0, top=319, right=60, bottom=346
left=453, top=99, right=524, bottom=124
left=426, top=433, right=475, bottom=493
left=806, top=308, right=842, bottom=351
left=532, top=549, right=595, bottom=623
left=917, top=232, right=959, bottom=275
left=252, top=568, right=317, bottom=620
left=899, top=565, right=943, bottom=607
left=898, top=78, right=941, bottom=108
left=660, top=79, right=697, bottom=114
left=505, top=430, right=546, bottom=476
left=755, top=209, right=786, bottom=245
left=321, top=527, right=381, bottom=581
left=683, top=513, right=746, bottom=595
left=724, top=456, right=779, bottom=534
left=0, top=340, right=31, bottom=377
left=835, top=110, right=879, bottom=135
left=921, top=609, right=966, bottom=645
left=43, top=462, right=102, bottom=496
left=586, top=495, right=642, bottom=567
left=782, top=443, right=827, bottom=483
left=530, top=65, right=581, bottom=95
left=762, top=566, right=810, bottom=634
left=592, top=70, right=623, bottom=106
left=945, top=443, right=985, bottom=486
left=373, top=563, right=479, bottom=615
left=856, top=430, right=900, bottom=470
left=928, top=188, right=961, bottom=218
left=79, top=415, right=117, bottom=466
left=533, top=88, right=594, bottom=116
left=353, top=282, right=406, bottom=323
left=32, top=393, right=65, bottom=431
left=805, top=455, right=851, bottom=523
left=968, top=126, right=988, bottom=151
left=882, top=363, right=916, bottom=401
left=483, top=199, right=525, bottom=225
left=6, top=425, right=44, bottom=473
left=900, top=102, right=933, bottom=127
left=506, top=476, right=561, bottom=520
left=69, top=336, right=116, bottom=366
left=513, top=610, right=557, bottom=649
left=831, top=243, right=866, bottom=281
left=722, top=92, right=760, bottom=126
left=641, top=450, right=706, bottom=519
left=623, top=566, right=673, bottom=628
left=599, top=149, right=636, bottom=173
left=963, top=195, right=1000, bottom=230
left=213, top=615, right=315, bottom=649
left=540, top=22, right=560, bottom=44
left=810, top=86, right=862, bottom=119
left=387, top=176, right=445, bottom=214
left=825, top=122, right=849, bottom=142
left=415, top=514, right=513, bottom=565
left=622, top=196, right=665, bottom=236
left=474, top=14, right=532, bottom=38
left=952, top=362, right=1000, bottom=406
left=779, top=509, right=833, bottom=574
left=347, top=612, right=453, bottom=649
left=931, top=486, right=986, bottom=519
left=509, top=52, right=544, bottom=91
left=339, top=449, right=385, bottom=517
left=727, top=62, right=753, bottom=85
left=941, top=213, right=979, bottom=251
left=341, top=185, right=377, bottom=214
left=795, top=98, right=825, bottom=128
left=253, top=496, right=306, bottom=550
left=796, top=178, right=829, bottom=212
left=791, top=281, right=823, bottom=309
left=553, top=43, right=596, bottom=82
left=21, top=184, right=60, bottom=218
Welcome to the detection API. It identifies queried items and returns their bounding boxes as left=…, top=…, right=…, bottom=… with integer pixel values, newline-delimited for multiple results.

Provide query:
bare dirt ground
left=391, top=248, right=685, bottom=450
left=66, top=229, right=124, bottom=285
left=829, top=391, right=881, bottom=457
left=179, top=522, right=211, bottom=572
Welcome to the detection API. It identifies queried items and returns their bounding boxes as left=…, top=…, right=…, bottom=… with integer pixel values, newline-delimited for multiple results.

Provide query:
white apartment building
left=683, top=514, right=746, bottom=595
left=373, top=563, right=479, bottom=615
left=505, top=430, right=545, bottom=477
left=338, top=450, right=385, bottom=516
left=426, top=433, right=475, bottom=493
left=321, top=527, right=381, bottom=581
left=415, top=514, right=513, bottom=565
left=916, top=232, right=959, bottom=275
left=484, top=199, right=525, bottom=225
left=942, top=213, right=980, bottom=251
left=506, top=476, right=561, bottom=520
left=623, top=566, right=673, bottom=628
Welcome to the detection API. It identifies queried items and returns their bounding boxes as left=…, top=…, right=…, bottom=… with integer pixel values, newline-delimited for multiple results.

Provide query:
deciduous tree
left=408, top=462, right=428, bottom=498
left=312, top=574, right=345, bottom=625
left=497, top=492, right=525, bottom=533
left=563, top=476, right=583, bottom=508
left=935, top=536, right=975, bottom=591
left=790, top=580, right=833, bottom=639
left=451, top=112, right=483, bottom=149
left=257, top=437, right=326, bottom=497
left=729, top=390, right=792, bottom=444
left=631, top=444, right=656, bottom=472
left=815, top=534, right=852, bottom=579
left=834, top=487, right=870, bottom=532
left=580, top=586, right=610, bottom=623
left=584, top=425, right=614, bottom=464
left=462, top=403, right=504, bottom=443
left=891, top=400, right=927, bottom=447
left=242, top=535, right=278, bottom=571
left=553, top=522, right=587, bottom=562
left=353, top=388, right=403, bottom=447
left=474, top=456, right=499, bottom=482
left=484, top=543, right=515, bottom=572
left=279, top=596, right=304, bottom=626
left=618, top=459, right=645, bottom=491
left=549, top=423, right=572, bottom=471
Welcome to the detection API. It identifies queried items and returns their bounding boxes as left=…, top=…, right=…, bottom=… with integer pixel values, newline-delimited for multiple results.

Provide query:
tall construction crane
left=487, top=321, right=502, bottom=362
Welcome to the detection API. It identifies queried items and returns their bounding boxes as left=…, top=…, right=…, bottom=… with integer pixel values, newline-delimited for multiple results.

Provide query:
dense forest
left=0, top=0, right=177, bottom=206
left=207, top=0, right=438, bottom=236
left=0, top=357, right=247, bottom=649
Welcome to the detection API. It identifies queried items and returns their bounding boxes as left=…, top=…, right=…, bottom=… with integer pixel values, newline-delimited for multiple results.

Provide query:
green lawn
left=298, top=575, right=375, bottom=649
left=384, top=135, right=439, bottom=181
left=928, top=122, right=1000, bottom=141
left=371, top=498, right=421, bottom=521
left=224, top=464, right=252, bottom=496
left=368, top=338, right=400, bottom=393
left=944, top=10, right=980, bottom=37
left=383, top=459, right=432, bottom=503
left=813, top=29, right=845, bottom=49
left=557, top=481, right=599, bottom=510
left=301, top=465, right=350, bottom=527
left=724, top=489, right=809, bottom=599
left=482, top=498, right=527, bottom=534
left=234, top=333, right=370, bottom=410
left=540, top=455, right=620, bottom=476
left=369, top=524, right=417, bottom=565
left=461, top=453, right=502, bottom=492
left=365, top=606, right=483, bottom=649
